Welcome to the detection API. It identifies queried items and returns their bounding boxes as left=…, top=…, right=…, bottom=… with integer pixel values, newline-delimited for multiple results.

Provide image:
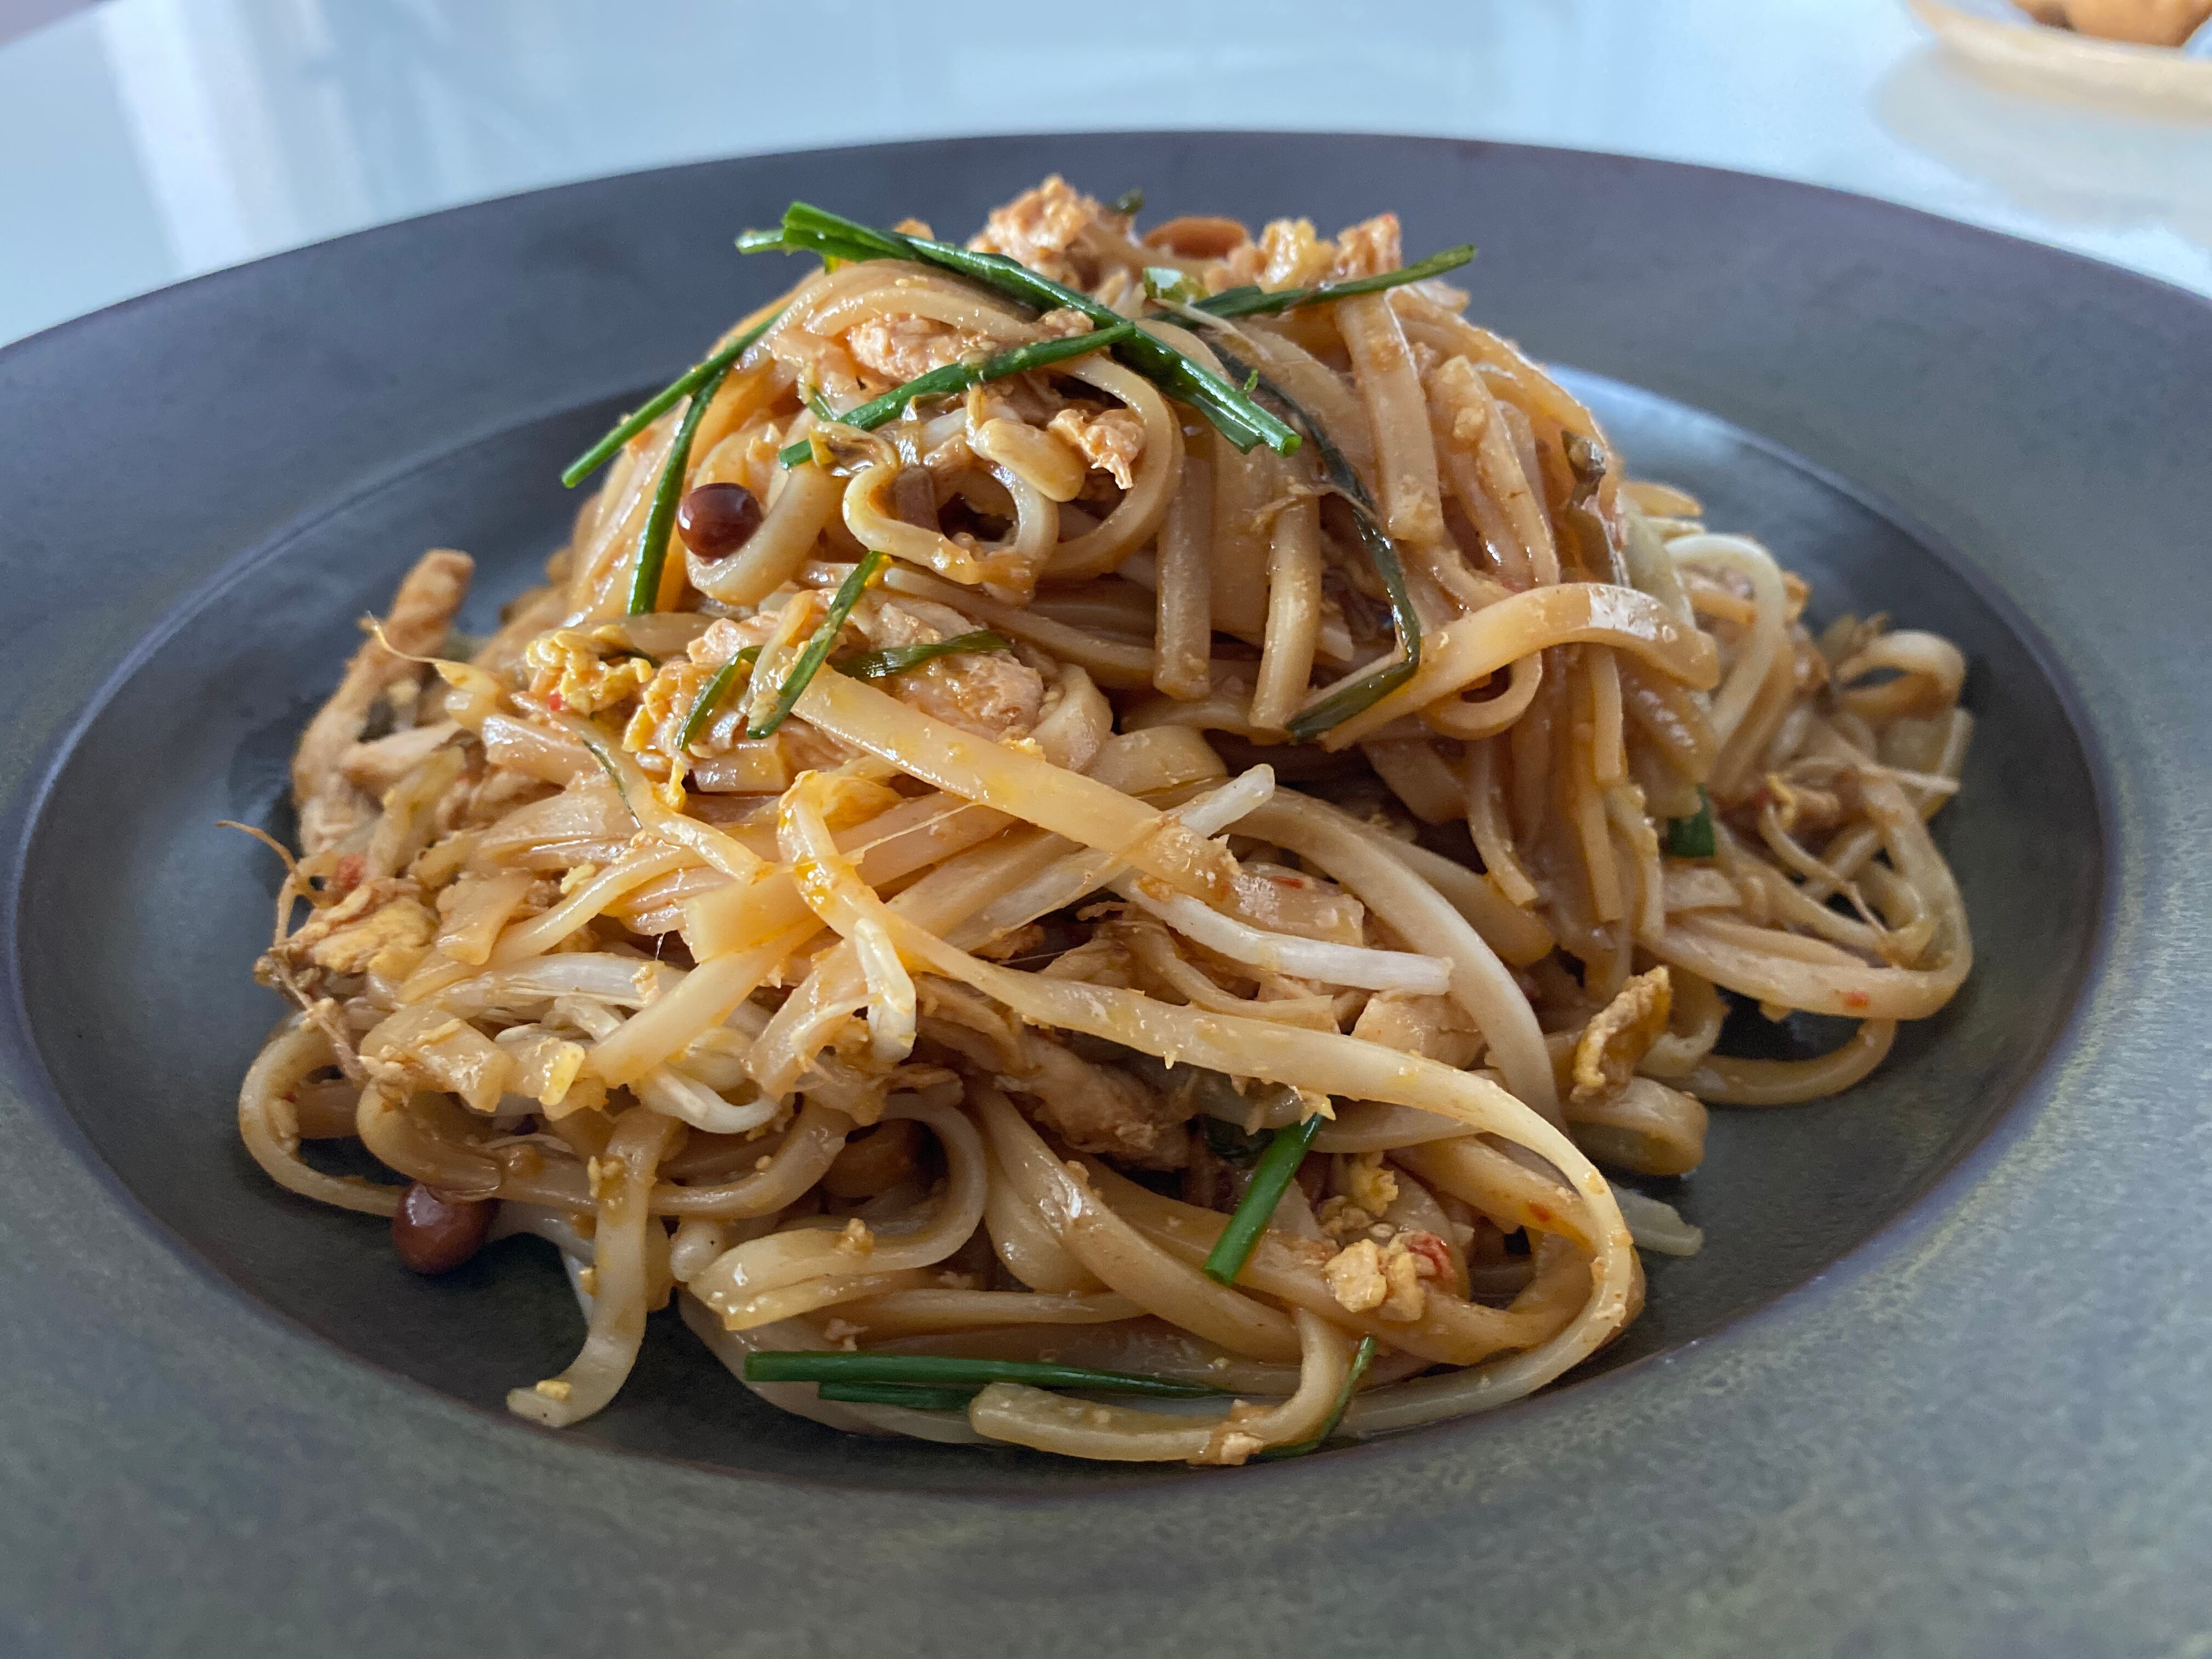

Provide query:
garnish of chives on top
left=561, top=307, right=785, bottom=489
left=1203, top=1107, right=1329, bottom=1285
left=1253, top=1336, right=1378, bottom=1460
left=1666, top=788, right=1716, bottom=859
left=748, top=551, right=887, bottom=738
left=1193, top=342, right=1423, bottom=744
left=834, top=630, right=1009, bottom=682
left=625, top=357, right=735, bottom=616
left=742, top=1352, right=1224, bottom=1398
left=675, top=646, right=760, bottom=752
left=739, top=203, right=1299, bottom=458
left=777, top=324, right=1139, bottom=468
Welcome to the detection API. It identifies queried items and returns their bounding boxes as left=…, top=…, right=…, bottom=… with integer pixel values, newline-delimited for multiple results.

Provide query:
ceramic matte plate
left=1, top=135, right=2206, bottom=1656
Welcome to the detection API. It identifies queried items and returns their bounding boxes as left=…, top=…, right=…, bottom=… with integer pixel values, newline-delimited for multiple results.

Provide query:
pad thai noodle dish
left=239, top=179, right=1973, bottom=1464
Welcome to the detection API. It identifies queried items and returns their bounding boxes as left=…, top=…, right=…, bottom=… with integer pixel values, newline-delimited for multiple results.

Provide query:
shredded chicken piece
left=339, top=721, right=462, bottom=795
left=968, top=175, right=1114, bottom=286
left=852, top=594, right=1043, bottom=740
left=847, top=315, right=991, bottom=385
left=1331, top=213, right=1403, bottom=280
left=291, top=549, right=472, bottom=854
left=1006, top=1039, right=1192, bottom=1170
left=1046, top=406, right=1146, bottom=491
left=1572, top=966, right=1673, bottom=1104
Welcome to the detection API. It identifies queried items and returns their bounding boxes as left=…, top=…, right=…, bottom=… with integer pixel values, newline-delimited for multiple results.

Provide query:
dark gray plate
left=0, top=134, right=2204, bottom=1656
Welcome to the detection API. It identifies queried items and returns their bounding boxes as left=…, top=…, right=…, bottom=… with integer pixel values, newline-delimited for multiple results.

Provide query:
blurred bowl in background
left=1908, top=0, right=2212, bottom=113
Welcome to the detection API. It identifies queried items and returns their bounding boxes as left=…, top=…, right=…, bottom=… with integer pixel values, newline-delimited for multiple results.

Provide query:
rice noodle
left=238, top=177, right=1976, bottom=1465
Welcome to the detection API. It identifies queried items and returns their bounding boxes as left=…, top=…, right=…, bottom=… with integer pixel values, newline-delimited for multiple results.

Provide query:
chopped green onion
left=1666, top=788, right=1716, bottom=859
left=748, top=551, right=885, bottom=738
left=675, top=646, right=760, bottom=751
left=1199, top=343, right=1422, bottom=743
left=816, top=1381, right=979, bottom=1411
left=744, top=203, right=1298, bottom=456
left=1187, top=244, right=1475, bottom=322
left=1254, top=1336, right=1378, bottom=1460
left=1203, top=1107, right=1328, bottom=1285
left=1109, top=187, right=1144, bottom=216
left=1142, top=266, right=1207, bottom=306
left=777, top=438, right=814, bottom=468
left=624, top=358, right=733, bottom=616
left=742, top=1351, right=1222, bottom=1398
left=561, top=308, right=784, bottom=489
left=834, top=629, right=1009, bottom=681
left=777, top=325, right=1137, bottom=467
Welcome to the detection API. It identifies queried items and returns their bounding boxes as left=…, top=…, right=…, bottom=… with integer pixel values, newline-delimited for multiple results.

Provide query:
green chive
left=802, top=383, right=837, bottom=422
left=834, top=629, right=1009, bottom=682
left=1109, top=187, right=1144, bottom=216
left=742, top=1352, right=1222, bottom=1398
left=675, top=646, right=760, bottom=752
left=562, top=308, right=783, bottom=489
left=624, top=358, right=732, bottom=616
left=778, top=325, right=1137, bottom=467
left=746, top=203, right=1298, bottom=457
left=1203, top=1108, right=1328, bottom=1285
left=1188, top=245, right=1475, bottom=322
left=748, top=551, right=885, bottom=738
left=1666, top=788, right=1716, bottom=859
left=777, top=438, right=814, bottom=468
left=1199, top=343, right=1423, bottom=743
left=1253, top=1336, right=1378, bottom=1460
left=815, top=1381, right=979, bottom=1411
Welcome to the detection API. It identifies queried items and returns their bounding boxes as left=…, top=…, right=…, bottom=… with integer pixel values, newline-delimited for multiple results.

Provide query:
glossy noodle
left=238, top=178, right=1972, bottom=1464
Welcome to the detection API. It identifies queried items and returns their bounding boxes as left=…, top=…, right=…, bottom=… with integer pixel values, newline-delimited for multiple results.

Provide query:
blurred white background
left=1, top=0, right=2206, bottom=345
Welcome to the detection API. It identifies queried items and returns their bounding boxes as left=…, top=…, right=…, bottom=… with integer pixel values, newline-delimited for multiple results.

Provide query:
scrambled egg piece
left=270, top=878, right=436, bottom=981
left=1322, top=1234, right=1438, bottom=1323
left=524, top=628, right=654, bottom=716
left=1572, top=966, right=1673, bottom=1105
left=1345, top=1150, right=1400, bottom=1217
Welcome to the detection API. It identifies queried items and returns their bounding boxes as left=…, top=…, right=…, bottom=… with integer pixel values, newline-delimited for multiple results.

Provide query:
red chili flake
left=1527, top=1202, right=1554, bottom=1225
left=1843, top=990, right=1871, bottom=1010
left=331, top=852, right=365, bottom=894
left=547, top=691, right=566, bottom=712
